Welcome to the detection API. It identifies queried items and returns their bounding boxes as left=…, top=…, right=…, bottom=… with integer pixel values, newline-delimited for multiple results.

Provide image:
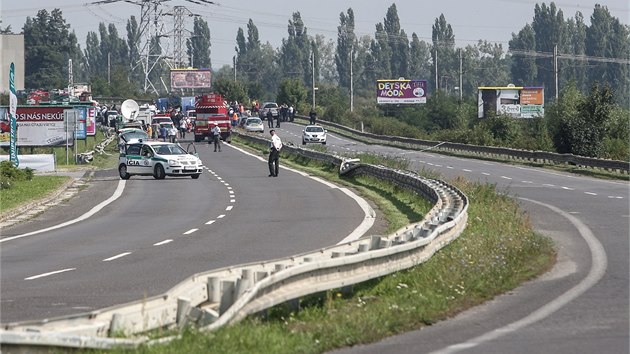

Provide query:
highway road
left=1, top=123, right=627, bottom=354
left=0, top=140, right=377, bottom=323
left=275, top=122, right=628, bottom=354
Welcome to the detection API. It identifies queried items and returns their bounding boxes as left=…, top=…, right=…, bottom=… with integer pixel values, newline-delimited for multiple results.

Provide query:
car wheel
left=322, top=141, right=326, bottom=145
left=118, top=164, right=130, bottom=180
left=302, top=140, right=306, bottom=145
left=191, top=174, right=200, bottom=179
left=153, top=164, right=166, bottom=180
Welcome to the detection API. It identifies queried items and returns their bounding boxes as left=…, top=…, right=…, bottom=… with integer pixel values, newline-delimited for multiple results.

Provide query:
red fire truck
left=194, top=93, right=231, bottom=143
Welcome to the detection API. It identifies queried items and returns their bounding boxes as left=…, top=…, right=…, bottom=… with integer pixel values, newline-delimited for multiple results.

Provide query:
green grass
left=0, top=175, right=69, bottom=213
left=92, top=138, right=555, bottom=353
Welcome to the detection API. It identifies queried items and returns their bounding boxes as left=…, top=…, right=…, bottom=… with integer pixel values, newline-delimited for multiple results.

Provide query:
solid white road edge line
left=25, top=268, right=76, bottom=280
left=1, top=180, right=127, bottom=244
left=429, top=197, right=607, bottom=354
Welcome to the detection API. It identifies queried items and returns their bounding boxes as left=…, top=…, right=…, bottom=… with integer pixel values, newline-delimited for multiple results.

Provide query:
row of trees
left=3, top=2, right=628, bottom=161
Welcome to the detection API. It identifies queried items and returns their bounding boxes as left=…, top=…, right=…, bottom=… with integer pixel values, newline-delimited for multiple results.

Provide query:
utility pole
left=312, top=51, right=316, bottom=109
left=553, top=44, right=558, bottom=100
left=459, top=48, right=463, bottom=102
left=233, top=56, right=236, bottom=81
left=107, top=53, right=111, bottom=85
left=434, top=45, right=439, bottom=92
left=350, top=45, right=354, bottom=112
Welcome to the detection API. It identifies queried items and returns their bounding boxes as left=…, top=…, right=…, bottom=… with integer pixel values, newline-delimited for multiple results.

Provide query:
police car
left=119, top=141, right=203, bottom=180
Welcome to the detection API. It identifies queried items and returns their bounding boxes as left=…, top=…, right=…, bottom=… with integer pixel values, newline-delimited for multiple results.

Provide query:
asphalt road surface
left=276, top=122, right=628, bottom=354
left=0, top=140, right=376, bottom=323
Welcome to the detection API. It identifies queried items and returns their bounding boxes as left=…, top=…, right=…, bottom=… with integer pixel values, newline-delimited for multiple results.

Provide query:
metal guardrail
left=77, top=126, right=117, bottom=164
left=0, top=134, right=469, bottom=352
left=296, top=116, right=629, bottom=174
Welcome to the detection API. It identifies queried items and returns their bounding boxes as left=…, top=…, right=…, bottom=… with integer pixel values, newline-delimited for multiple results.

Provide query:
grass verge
left=0, top=175, right=69, bottom=213
left=95, top=137, right=555, bottom=354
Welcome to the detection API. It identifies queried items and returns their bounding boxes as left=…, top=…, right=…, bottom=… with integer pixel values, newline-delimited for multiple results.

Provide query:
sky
left=1, top=0, right=629, bottom=69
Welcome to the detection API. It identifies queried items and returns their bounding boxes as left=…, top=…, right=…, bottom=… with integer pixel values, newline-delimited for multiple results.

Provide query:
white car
left=118, top=141, right=203, bottom=180
left=244, top=117, right=264, bottom=133
left=302, top=125, right=327, bottom=145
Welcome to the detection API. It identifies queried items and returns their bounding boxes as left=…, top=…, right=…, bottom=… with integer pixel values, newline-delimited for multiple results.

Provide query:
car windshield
left=305, top=126, right=324, bottom=133
left=121, top=131, right=148, bottom=141
left=264, top=103, right=278, bottom=109
left=152, top=144, right=187, bottom=155
left=246, top=118, right=262, bottom=125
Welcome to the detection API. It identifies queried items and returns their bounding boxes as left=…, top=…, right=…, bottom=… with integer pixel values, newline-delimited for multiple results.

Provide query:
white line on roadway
left=462, top=169, right=471, bottom=172
left=561, top=186, right=574, bottom=190
left=430, top=198, right=607, bottom=354
left=1, top=180, right=127, bottom=244
left=103, top=252, right=132, bottom=262
left=501, top=176, right=512, bottom=180
left=205, top=220, right=216, bottom=225
left=183, top=228, right=198, bottom=235
left=217, top=214, right=226, bottom=218
left=230, top=199, right=236, bottom=203
left=226, top=206, right=233, bottom=211
left=153, top=239, right=173, bottom=246
left=481, top=172, right=490, bottom=176
left=584, top=192, right=597, bottom=196
left=25, top=268, right=76, bottom=280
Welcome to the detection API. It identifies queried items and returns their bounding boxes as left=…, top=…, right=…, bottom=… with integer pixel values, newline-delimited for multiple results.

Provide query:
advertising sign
left=86, top=107, right=96, bottom=136
left=9, top=63, right=18, bottom=166
left=478, top=86, right=544, bottom=119
left=0, top=106, right=73, bottom=147
left=170, top=69, right=212, bottom=89
left=376, top=79, right=427, bottom=104
left=75, top=107, right=87, bottom=140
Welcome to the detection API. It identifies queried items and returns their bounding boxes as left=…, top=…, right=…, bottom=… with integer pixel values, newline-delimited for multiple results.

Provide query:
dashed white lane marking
left=584, top=192, right=597, bottom=196
left=522, top=181, right=533, bottom=184
left=543, top=184, right=555, bottom=187
left=227, top=187, right=233, bottom=190
left=183, top=228, right=198, bottom=235
left=226, top=206, right=233, bottom=211
left=501, top=176, right=512, bottom=180
left=230, top=199, right=236, bottom=203
left=102, top=252, right=132, bottom=262
left=229, top=190, right=234, bottom=194
left=561, top=186, right=574, bottom=190
left=481, top=172, right=490, bottom=176
left=446, top=166, right=453, bottom=169
left=608, top=196, right=624, bottom=199
left=154, top=239, right=173, bottom=246
left=25, top=268, right=76, bottom=280
left=205, top=220, right=216, bottom=225
left=217, top=214, right=226, bottom=218
left=462, top=169, right=471, bottom=172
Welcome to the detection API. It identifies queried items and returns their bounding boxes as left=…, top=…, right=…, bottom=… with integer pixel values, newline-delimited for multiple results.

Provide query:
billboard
left=170, top=69, right=212, bottom=90
left=477, top=86, right=544, bottom=119
left=86, top=107, right=97, bottom=136
left=0, top=106, right=75, bottom=146
left=377, top=79, right=427, bottom=104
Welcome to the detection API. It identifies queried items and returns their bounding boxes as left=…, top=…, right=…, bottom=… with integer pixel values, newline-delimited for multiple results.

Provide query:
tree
left=335, top=8, right=357, bottom=89
left=278, top=12, right=312, bottom=85
left=409, top=33, right=431, bottom=81
left=276, top=78, right=308, bottom=107
left=531, top=3, right=565, bottom=101
left=213, top=78, right=247, bottom=103
left=432, top=14, right=456, bottom=93
left=384, top=4, right=408, bottom=77
left=23, top=9, right=81, bottom=89
left=586, top=5, right=629, bottom=106
left=126, top=16, right=142, bottom=87
left=509, top=24, right=538, bottom=86
left=186, top=17, right=211, bottom=69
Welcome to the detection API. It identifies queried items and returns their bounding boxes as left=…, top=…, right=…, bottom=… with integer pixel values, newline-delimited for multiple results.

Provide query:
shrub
left=0, top=161, right=34, bottom=190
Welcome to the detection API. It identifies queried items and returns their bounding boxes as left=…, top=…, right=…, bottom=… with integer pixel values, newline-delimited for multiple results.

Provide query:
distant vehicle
left=259, top=102, right=279, bottom=120
left=195, top=93, right=231, bottom=142
left=244, top=117, right=264, bottom=133
left=118, top=128, right=149, bottom=145
left=302, top=125, right=327, bottom=145
left=118, top=141, right=203, bottom=180
left=0, top=119, right=9, bottom=133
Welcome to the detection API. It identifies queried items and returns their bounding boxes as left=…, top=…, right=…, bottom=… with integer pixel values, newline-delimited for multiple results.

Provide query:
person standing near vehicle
left=210, top=124, right=222, bottom=152
left=180, top=119, right=188, bottom=139
left=288, top=105, right=294, bottom=122
left=309, top=109, right=317, bottom=125
left=268, top=129, right=282, bottom=177
left=160, top=125, right=167, bottom=142
left=267, top=110, right=274, bottom=129
left=169, top=125, right=178, bottom=143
